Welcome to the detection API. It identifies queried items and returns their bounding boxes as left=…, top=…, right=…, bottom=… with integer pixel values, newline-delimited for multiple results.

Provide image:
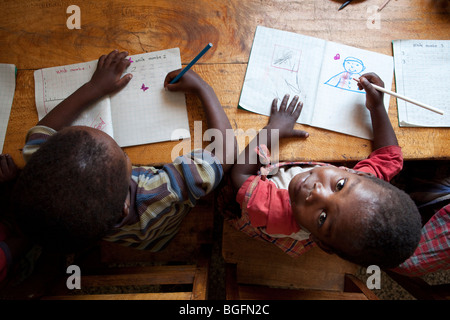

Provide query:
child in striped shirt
left=12, top=50, right=236, bottom=253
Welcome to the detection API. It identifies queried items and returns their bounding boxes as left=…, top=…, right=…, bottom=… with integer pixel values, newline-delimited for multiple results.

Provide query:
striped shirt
left=23, top=125, right=223, bottom=251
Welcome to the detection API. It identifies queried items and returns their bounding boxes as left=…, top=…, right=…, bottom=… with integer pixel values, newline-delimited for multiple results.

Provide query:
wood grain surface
left=1, top=0, right=449, bottom=167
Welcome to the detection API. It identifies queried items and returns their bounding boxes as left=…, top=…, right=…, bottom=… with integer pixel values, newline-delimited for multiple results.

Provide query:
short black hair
left=11, top=128, right=129, bottom=253
left=331, top=175, right=422, bottom=269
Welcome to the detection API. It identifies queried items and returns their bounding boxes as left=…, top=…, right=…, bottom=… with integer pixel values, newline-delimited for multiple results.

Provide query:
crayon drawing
left=324, top=56, right=366, bottom=93
left=271, top=44, right=301, bottom=72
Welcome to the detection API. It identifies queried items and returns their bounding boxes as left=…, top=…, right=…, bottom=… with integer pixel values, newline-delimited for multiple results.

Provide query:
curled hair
left=332, top=175, right=422, bottom=269
left=12, top=128, right=129, bottom=253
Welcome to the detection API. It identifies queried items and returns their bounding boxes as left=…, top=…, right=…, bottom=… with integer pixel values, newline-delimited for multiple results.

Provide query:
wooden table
left=1, top=0, right=449, bottom=168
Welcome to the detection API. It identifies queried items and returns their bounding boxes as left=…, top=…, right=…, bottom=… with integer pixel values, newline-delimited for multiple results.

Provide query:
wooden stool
left=222, top=221, right=378, bottom=300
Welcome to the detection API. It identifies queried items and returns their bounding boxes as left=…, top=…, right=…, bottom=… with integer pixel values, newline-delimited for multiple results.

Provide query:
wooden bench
left=1, top=195, right=214, bottom=300
left=222, top=221, right=378, bottom=300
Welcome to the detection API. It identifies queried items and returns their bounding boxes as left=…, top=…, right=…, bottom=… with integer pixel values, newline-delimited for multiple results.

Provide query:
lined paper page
left=34, top=48, right=190, bottom=147
left=34, top=60, right=114, bottom=137
left=0, top=64, right=16, bottom=152
left=393, top=40, right=450, bottom=127
left=110, top=48, right=190, bottom=147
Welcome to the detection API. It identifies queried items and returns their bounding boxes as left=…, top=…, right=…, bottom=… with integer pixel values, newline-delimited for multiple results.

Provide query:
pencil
left=353, top=78, right=444, bottom=115
left=378, top=0, right=392, bottom=12
left=338, top=0, right=353, bottom=11
left=170, top=43, right=213, bottom=84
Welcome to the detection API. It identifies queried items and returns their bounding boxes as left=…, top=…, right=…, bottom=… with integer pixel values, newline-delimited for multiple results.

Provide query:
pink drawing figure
left=93, top=117, right=106, bottom=131
left=141, top=83, right=149, bottom=92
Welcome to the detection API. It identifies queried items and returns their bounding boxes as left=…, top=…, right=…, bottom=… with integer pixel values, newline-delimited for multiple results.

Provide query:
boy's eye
left=335, top=178, right=346, bottom=191
left=318, top=211, right=327, bottom=227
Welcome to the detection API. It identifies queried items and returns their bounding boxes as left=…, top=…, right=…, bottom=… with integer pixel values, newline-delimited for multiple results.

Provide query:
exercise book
left=0, top=64, right=16, bottom=152
left=34, top=48, right=190, bottom=147
left=239, top=26, right=394, bottom=140
left=393, top=39, right=449, bottom=127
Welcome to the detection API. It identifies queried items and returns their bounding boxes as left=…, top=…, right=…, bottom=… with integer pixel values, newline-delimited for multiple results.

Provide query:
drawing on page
left=141, top=83, right=149, bottom=92
left=324, top=56, right=366, bottom=93
left=91, top=115, right=107, bottom=131
left=271, top=45, right=301, bottom=72
left=268, top=44, right=303, bottom=98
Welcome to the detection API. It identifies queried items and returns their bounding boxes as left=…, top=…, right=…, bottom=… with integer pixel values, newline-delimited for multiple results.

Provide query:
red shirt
left=236, top=145, right=403, bottom=236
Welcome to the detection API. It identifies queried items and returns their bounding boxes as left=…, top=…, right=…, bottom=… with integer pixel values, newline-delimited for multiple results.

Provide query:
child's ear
left=122, top=202, right=129, bottom=218
left=310, top=234, right=335, bottom=255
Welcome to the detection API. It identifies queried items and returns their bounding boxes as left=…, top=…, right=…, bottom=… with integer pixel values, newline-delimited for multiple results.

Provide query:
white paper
left=393, top=40, right=450, bottom=127
left=34, top=48, right=190, bottom=147
left=0, top=64, right=16, bottom=152
left=239, top=26, right=393, bottom=140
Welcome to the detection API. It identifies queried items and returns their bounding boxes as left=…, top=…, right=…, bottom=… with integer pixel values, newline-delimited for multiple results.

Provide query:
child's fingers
left=0, top=154, right=17, bottom=182
left=286, top=95, right=299, bottom=114
left=5, top=154, right=17, bottom=171
left=359, top=77, right=379, bottom=96
left=163, top=69, right=182, bottom=90
left=270, top=98, right=279, bottom=115
left=97, top=54, right=107, bottom=69
left=361, top=72, right=384, bottom=87
left=0, top=155, right=7, bottom=175
left=116, top=55, right=131, bottom=74
left=292, top=129, right=309, bottom=139
left=115, top=73, right=133, bottom=91
left=104, top=50, right=119, bottom=67
left=280, top=94, right=290, bottom=111
left=292, top=101, right=303, bottom=119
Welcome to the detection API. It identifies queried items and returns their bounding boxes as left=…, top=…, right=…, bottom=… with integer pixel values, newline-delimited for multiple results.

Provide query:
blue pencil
left=170, top=43, right=213, bottom=84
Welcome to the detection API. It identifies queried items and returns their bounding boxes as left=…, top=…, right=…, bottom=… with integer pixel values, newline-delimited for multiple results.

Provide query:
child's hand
left=356, top=73, right=385, bottom=113
left=0, top=154, right=18, bottom=183
left=164, top=69, right=208, bottom=95
left=266, top=94, right=309, bottom=139
left=89, top=50, right=133, bottom=96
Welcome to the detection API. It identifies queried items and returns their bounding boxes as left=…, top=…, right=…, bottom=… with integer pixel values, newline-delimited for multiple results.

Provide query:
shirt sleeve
left=236, top=176, right=300, bottom=235
left=22, top=125, right=57, bottom=163
left=352, top=145, right=403, bottom=181
left=170, top=149, right=224, bottom=204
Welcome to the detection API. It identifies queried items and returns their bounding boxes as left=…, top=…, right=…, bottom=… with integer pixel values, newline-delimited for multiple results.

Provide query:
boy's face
left=344, top=60, right=364, bottom=74
left=288, top=166, right=377, bottom=252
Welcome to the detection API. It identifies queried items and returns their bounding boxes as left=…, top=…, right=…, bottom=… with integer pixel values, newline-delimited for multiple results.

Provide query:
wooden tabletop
left=1, top=0, right=449, bottom=168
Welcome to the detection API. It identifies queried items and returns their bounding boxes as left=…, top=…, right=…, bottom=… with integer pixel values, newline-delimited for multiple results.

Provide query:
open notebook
left=393, top=40, right=449, bottom=127
left=239, top=26, right=394, bottom=140
left=0, top=64, right=16, bottom=152
left=34, top=48, right=190, bottom=147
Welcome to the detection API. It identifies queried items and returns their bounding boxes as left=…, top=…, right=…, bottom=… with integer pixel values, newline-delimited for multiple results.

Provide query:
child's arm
left=164, top=69, right=237, bottom=173
left=357, top=73, right=398, bottom=150
left=231, top=95, right=309, bottom=190
left=37, top=50, right=133, bottom=131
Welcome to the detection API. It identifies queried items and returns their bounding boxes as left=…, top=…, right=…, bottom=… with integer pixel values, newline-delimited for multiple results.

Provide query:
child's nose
left=311, top=182, right=331, bottom=199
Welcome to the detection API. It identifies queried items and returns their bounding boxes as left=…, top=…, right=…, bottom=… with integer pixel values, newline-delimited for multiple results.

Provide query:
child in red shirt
left=230, top=73, right=422, bottom=269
